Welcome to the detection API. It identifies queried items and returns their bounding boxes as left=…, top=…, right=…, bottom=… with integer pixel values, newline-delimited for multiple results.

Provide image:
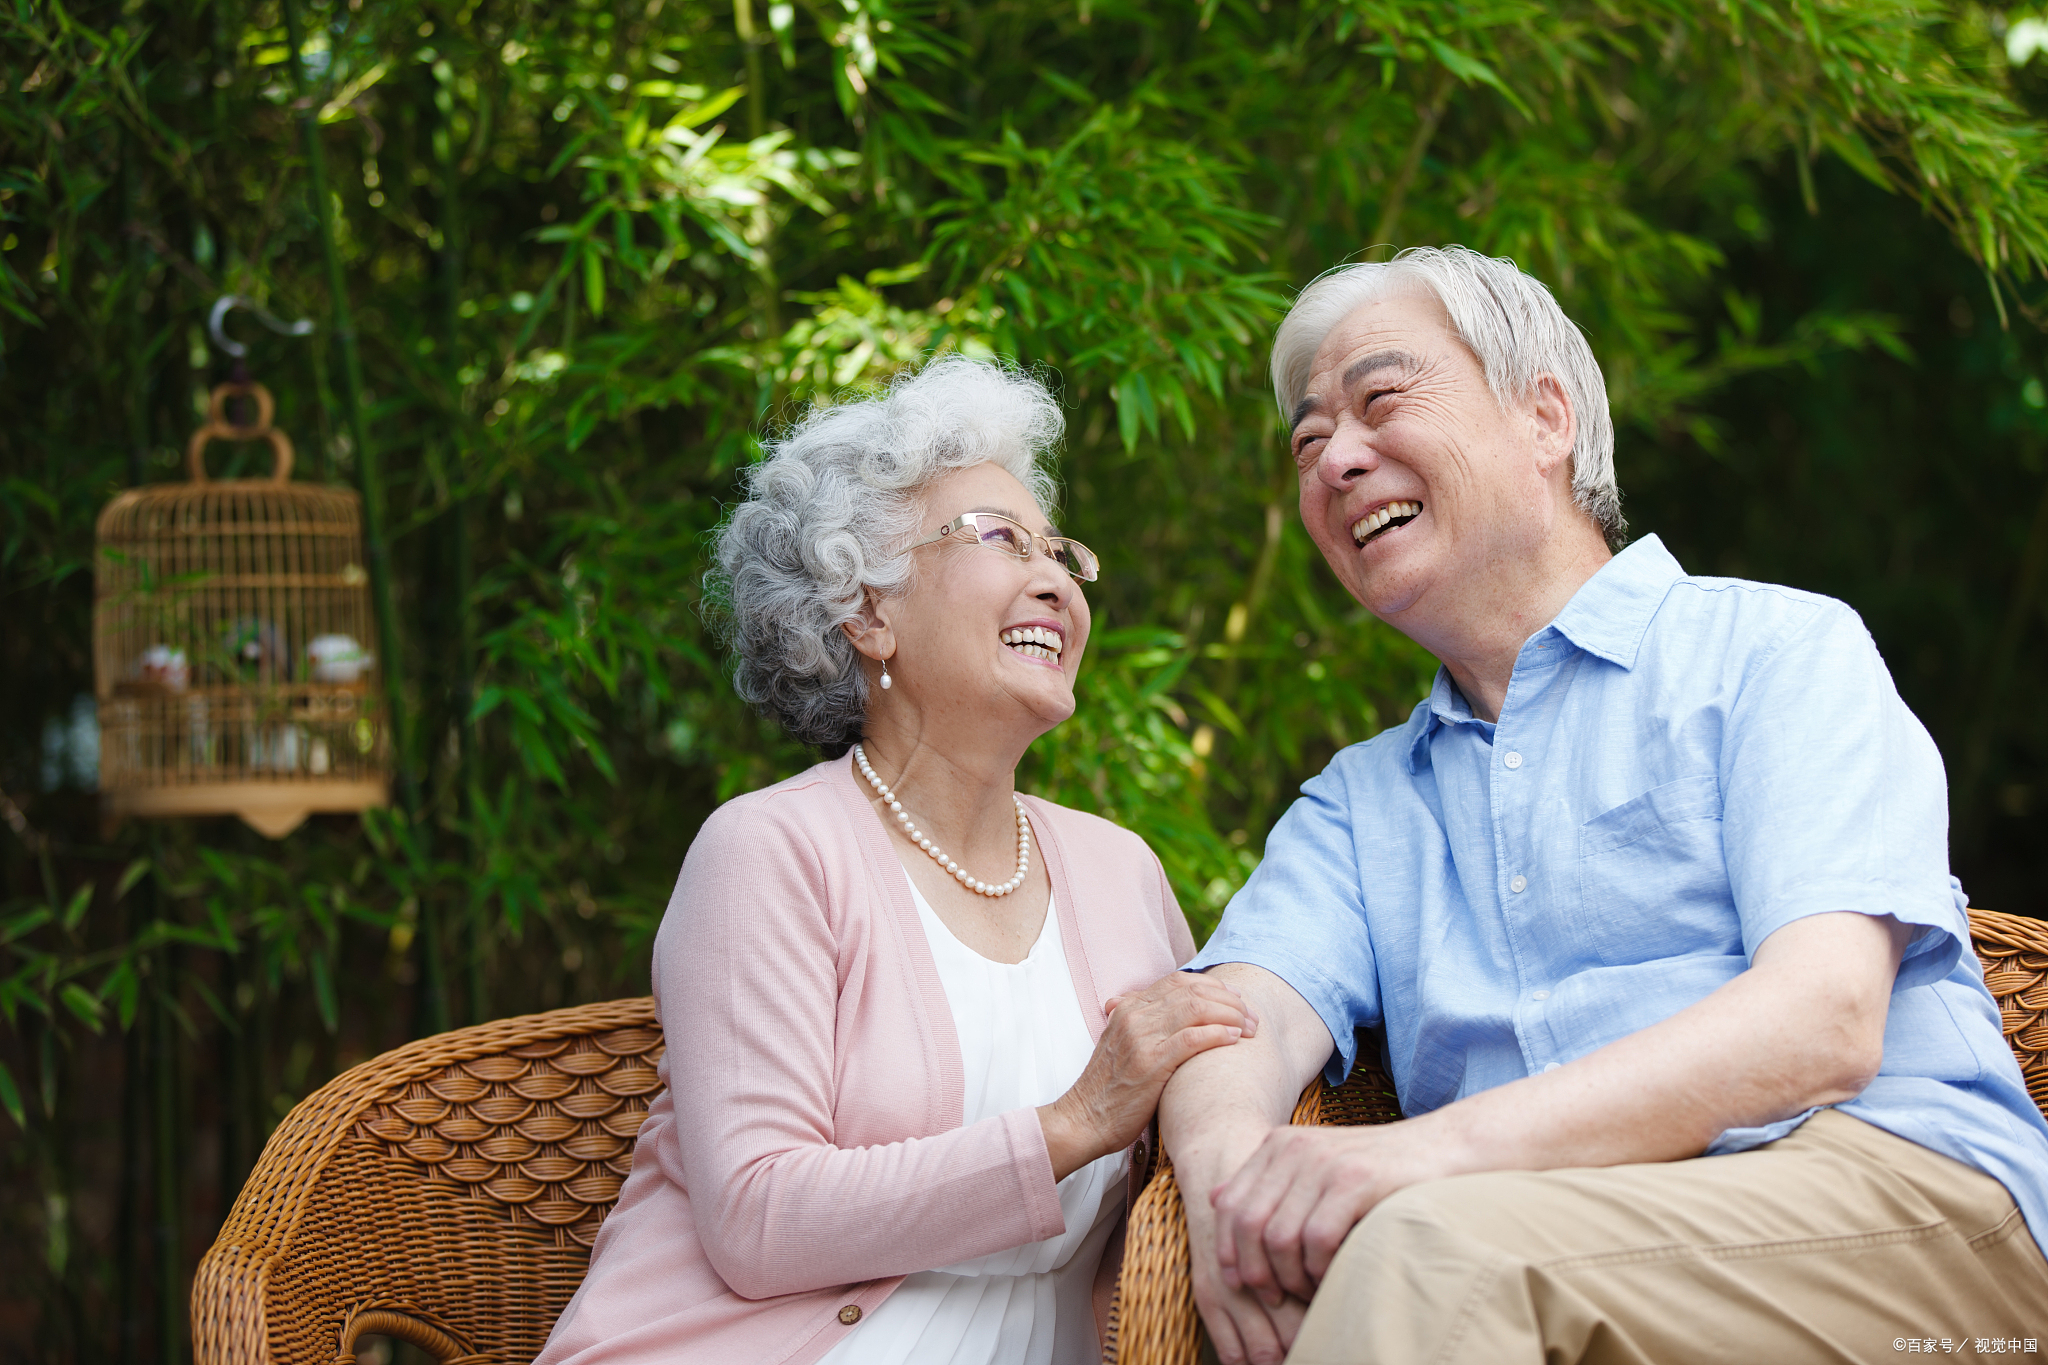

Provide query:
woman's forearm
left=687, top=1106, right=1067, bottom=1299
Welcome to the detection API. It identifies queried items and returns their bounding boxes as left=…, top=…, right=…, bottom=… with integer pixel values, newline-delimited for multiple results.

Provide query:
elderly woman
left=537, top=356, right=1253, bottom=1365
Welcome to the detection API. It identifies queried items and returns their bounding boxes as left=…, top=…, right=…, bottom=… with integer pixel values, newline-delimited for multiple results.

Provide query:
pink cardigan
left=535, top=756, right=1197, bottom=1365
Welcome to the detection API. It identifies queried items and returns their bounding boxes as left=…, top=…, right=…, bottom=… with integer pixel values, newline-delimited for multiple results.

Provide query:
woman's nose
left=1026, top=550, right=1072, bottom=605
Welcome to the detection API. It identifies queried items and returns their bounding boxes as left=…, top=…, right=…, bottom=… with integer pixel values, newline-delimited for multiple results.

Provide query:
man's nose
left=1317, top=424, right=1378, bottom=491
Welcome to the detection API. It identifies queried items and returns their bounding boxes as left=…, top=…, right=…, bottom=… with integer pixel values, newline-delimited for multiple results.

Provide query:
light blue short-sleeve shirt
left=1191, top=534, right=2048, bottom=1242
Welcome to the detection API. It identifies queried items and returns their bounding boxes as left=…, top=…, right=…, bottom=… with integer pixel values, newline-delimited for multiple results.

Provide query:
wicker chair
left=193, top=909, right=2048, bottom=1365
left=192, top=999, right=663, bottom=1365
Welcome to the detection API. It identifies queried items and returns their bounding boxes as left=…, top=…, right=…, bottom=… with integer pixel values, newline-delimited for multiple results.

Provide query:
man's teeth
left=1000, top=626, right=1063, bottom=660
left=1350, top=500, right=1422, bottom=544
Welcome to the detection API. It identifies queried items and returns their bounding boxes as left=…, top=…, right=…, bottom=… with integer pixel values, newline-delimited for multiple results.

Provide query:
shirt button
left=1531, top=990, right=1550, bottom=1000
left=1504, top=751, right=1523, bottom=769
left=1509, top=874, right=1528, bottom=893
left=1542, top=1061, right=1561, bottom=1073
left=838, top=1306, right=863, bottom=1326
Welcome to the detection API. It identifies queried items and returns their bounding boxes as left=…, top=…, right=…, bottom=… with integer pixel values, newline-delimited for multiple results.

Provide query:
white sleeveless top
left=815, top=879, right=1129, bottom=1365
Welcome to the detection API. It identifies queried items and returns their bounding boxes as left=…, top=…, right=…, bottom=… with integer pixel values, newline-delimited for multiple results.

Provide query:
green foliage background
left=3, top=0, right=2048, bottom=1358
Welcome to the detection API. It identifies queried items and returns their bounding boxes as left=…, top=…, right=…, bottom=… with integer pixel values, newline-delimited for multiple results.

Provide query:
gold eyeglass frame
left=907, top=512, right=1101, bottom=582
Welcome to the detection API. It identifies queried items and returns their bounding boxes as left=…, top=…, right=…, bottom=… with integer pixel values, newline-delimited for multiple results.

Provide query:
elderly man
left=1161, top=246, right=2048, bottom=1365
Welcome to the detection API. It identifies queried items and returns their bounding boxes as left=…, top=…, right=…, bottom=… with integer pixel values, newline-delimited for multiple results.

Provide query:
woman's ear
left=841, top=590, right=897, bottom=664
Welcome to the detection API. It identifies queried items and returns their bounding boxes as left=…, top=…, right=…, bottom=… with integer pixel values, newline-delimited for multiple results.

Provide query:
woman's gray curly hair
left=710, top=355, right=1064, bottom=754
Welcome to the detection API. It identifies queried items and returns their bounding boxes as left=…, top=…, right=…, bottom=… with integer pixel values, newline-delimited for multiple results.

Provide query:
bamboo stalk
left=121, top=131, right=148, bottom=488
left=1370, top=67, right=1453, bottom=250
left=279, top=0, right=414, bottom=804
left=281, top=0, right=445, bottom=1030
left=116, top=1005, right=142, bottom=1365
left=217, top=949, right=247, bottom=1224
left=732, top=0, right=768, bottom=141
left=117, top=130, right=154, bottom=1350
left=152, top=947, right=184, bottom=1365
left=436, top=62, right=487, bottom=1025
left=453, top=491, right=487, bottom=1025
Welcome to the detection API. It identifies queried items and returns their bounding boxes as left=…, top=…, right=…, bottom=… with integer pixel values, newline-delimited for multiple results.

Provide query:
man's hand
left=1188, top=1236, right=1308, bottom=1365
left=1178, top=1116, right=1310, bottom=1365
left=1211, top=1119, right=1448, bottom=1305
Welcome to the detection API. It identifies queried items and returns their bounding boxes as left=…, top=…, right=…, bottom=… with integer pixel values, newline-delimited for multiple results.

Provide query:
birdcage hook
left=208, top=294, right=315, bottom=359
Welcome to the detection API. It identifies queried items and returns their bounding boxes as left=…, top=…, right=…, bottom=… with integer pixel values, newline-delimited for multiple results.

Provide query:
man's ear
left=1528, top=373, right=1576, bottom=479
left=841, top=590, right=897, bottom=664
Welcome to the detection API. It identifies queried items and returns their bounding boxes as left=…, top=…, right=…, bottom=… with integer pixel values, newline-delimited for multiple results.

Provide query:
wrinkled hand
left=1212, top=1121, right=1438, bottom=1307
left=1038, top=973, right=1256, bottom=1178
left=1176, top=1117, right=1311, bottom=1365
left=1188, top=1207, right=1308, bottom=1365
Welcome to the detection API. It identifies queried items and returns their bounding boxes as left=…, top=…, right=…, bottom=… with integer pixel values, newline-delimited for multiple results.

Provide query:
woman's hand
left=1038, top=973, right=1258, bottom=1180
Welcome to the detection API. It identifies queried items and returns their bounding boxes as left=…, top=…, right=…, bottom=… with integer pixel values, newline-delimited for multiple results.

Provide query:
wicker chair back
left=192, top=999, right=661, bottom=1365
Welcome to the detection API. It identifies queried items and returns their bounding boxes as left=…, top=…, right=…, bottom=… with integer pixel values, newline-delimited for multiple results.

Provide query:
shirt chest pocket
left=1576, top=774, right=1739, bottom=968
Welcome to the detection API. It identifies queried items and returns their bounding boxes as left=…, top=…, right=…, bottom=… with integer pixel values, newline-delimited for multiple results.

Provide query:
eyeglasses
left=908, top=512, right=1100, bottom=582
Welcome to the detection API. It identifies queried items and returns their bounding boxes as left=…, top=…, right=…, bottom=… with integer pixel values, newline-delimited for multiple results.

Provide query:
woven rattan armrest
left=1102, top=908, right=2048, bottom=1365
left=1099, top=1054, right=1401, bottom=1365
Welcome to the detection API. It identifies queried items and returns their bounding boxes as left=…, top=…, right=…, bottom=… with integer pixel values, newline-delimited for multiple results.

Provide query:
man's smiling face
left=1289, top=288, right=1565, bottom=628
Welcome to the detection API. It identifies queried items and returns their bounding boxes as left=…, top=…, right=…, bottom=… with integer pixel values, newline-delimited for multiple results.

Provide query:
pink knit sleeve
left=650, top=795, right=1067, bottom=1301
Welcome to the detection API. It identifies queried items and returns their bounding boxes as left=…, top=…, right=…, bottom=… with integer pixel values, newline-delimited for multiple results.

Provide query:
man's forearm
left=1411, top=910, right=1913, bottom=1177
left=1158, top=963, right=1332, bottom=1181
left=1158, top=964, right=1333, bottom=1363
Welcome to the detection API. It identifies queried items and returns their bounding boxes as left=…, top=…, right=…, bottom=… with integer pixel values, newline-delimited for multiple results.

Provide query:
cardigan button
left=838, top=1306, right=863, bottom=1326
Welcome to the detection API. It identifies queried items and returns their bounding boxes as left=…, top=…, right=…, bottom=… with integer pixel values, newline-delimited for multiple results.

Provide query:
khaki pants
left=1286, top=1110, right=2048, bottom=1364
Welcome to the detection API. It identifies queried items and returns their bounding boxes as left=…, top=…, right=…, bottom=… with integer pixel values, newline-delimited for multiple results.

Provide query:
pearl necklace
left=853, top=744, right=1031, bottom=897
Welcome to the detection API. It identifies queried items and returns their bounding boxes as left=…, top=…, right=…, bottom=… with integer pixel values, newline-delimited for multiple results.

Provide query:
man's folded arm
left=1158, top=962, right=1334, bottom=1365
left=1416, top=907, right=1911, bottom=1174
left=1208, top=907, right=1913, bottom=1323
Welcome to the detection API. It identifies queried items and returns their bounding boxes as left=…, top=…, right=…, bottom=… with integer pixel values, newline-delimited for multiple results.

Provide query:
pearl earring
left=879, top=657, right=893, bottom=690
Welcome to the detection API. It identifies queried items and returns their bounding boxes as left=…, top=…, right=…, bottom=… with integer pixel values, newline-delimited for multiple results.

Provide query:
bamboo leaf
left=668, top=86, right=744, bottom=130
left=0, top=1062, right=22, bottom=1132
left=113, top=858, right=150, bottom=901
left=59, top=983, right=104, bottom=1032
left=583, top=245, right=607, bottom=319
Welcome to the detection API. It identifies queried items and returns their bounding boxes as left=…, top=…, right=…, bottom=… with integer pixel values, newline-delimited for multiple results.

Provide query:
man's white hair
left=1270, top=246, right=1624, bottom=544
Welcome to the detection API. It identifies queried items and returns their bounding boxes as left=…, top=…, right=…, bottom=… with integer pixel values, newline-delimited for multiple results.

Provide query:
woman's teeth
left=1351, top=500, right=1422, bottom=545
left=1000, top=626, right=1062, bottom=661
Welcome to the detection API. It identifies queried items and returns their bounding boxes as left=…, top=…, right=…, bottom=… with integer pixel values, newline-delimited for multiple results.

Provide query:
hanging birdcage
left=93, top=380, right=389, bottom=838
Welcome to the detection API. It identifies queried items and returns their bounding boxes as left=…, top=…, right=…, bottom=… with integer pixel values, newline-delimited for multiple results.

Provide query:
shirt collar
left=1406, top=669, right=1493, bottom=771
left=1547, top=534, right=1684, bottom=670
left=1401, top=535, right=1684, bottom=774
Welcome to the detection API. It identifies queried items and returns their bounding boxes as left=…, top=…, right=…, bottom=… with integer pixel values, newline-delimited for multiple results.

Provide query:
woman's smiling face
left=872, top=462, right=1091, bottom=743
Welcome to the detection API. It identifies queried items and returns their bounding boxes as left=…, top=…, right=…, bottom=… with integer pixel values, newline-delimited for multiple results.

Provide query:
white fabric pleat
left=815, top=878, right=1127, bottom=1365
